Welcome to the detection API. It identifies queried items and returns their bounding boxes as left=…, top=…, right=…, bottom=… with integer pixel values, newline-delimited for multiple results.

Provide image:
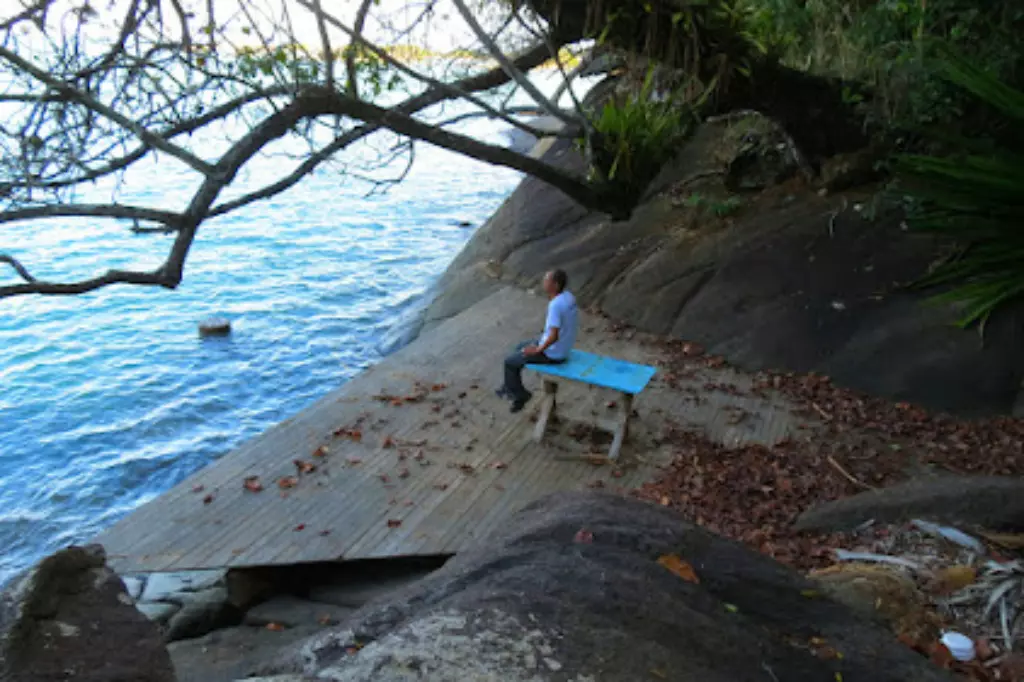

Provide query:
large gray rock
left=245, top=596, right=354, bottom=628
left=141, top=569, right=226, bottom=603
left=795, top=475, right=1024, bottom=532
left=164, top=586, right=238, bottom=642
left=0, top=544, right=174, bottom=682
left=169, top=624, right=322, bottom=682
left=421, top=126, right=1024, bottom=416
left=265, top=492, right=950, bottom=681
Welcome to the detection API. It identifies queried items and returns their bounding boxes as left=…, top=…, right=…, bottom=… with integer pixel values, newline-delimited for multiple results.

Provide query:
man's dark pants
left=503, top=339, right=563, bottom=402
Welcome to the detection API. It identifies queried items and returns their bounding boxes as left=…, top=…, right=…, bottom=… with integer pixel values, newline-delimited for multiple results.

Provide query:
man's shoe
left=510, top=391, right=533, bottom=413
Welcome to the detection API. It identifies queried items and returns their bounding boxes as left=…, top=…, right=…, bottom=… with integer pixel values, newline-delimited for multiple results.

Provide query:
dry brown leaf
left=934, top=565, right=977, bottom=594
left=382, top=435, right=395, bottom=448
left=294, top=459, right=317, bottom=474
left=202, top=494, right=214, bottom=505
left=278, top=476, right=299, bottom=489
left=243, top=476, right=263, bottom=493
left=265, top=622, right=285, bottom=632
left=312, top=445, right=329, bottom=457
left=657, top=554, right=700, bottom=584
left=294, top=524, right=305, bottom=532
left=387, top=519, right=402, bottom=528
left=332, top=428, right=361, bottom=442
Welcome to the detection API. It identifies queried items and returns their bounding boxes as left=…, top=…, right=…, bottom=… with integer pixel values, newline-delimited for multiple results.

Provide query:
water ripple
left=0, top=124, right=522, bottom=583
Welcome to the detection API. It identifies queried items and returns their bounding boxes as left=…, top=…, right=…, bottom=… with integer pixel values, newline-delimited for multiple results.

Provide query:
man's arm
left=527, top=327, right=559, bottom=356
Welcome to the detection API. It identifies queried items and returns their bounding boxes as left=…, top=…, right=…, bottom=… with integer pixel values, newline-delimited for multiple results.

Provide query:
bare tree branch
left=0, top=267, right=171, bottom=297
left=345, top=0, right=374, bottom=99
left=0, top=46, right=215, bottom=176
left=295, top=0, right=563, bottom=140
left=310, top=0, right=335, bottom=87
left=210, top=42, right=556, bottom=217
left=0, top=204, right=183, bottom=227
left=450, top=0, right=578, bottom=125
left=300, top=88, right=608, bottom=214
left=0, top=254, right=36, bottom=282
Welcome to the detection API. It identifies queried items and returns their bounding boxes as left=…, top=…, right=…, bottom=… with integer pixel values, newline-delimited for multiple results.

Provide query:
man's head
left=543, top=269, right=568, bottom=298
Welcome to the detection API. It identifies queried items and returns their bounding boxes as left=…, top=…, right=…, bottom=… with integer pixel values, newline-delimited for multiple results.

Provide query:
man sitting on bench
left=497, top=269, right=579, bottom=413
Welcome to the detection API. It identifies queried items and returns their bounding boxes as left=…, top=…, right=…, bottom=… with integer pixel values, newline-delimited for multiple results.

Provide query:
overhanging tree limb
left=451, top=0, right=578, bottom=126
left=303, top=89, right=612, bottom=214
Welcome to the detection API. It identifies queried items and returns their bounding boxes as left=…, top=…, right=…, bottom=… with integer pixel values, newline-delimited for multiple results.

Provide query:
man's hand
left=522, top=345, right=542, bottom=356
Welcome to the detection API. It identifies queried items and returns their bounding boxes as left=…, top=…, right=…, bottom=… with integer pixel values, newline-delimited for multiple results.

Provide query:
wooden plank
left=532, top=379, right=558, bottom=443
left=95, top=286, right=808, bottom=574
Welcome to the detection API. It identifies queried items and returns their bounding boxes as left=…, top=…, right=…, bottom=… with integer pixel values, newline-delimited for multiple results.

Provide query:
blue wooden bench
left=528, top=349, right=657, bottom=460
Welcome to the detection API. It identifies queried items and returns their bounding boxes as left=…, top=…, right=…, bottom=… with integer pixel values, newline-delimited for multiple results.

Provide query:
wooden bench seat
left=528, top=350, right=657, bottom=460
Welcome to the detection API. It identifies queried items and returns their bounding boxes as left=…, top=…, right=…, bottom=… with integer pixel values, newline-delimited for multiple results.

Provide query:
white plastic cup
left=941, top=632, right=975, bottom=662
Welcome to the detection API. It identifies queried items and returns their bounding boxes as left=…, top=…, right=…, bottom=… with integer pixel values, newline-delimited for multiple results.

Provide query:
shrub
left=895, top=52, right=1024, bottom=329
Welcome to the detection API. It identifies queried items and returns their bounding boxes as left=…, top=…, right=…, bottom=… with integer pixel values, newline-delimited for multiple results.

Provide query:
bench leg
left=533, top=379, right=559, bottom=443
left=608, top=393, right=633, bottom=461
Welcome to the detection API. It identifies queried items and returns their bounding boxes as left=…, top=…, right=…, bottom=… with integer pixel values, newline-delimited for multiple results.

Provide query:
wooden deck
left=96, top=287, right=804, bottom=573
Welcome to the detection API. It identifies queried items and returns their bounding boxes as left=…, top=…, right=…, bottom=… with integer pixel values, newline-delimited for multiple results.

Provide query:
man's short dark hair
left=550, top=269, right=568, bottom=292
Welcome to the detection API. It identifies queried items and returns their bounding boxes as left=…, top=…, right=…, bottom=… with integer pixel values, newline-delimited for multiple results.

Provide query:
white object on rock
left=911, top=519, right=986, bottom=554
left=941, top=632, right=975, bottom=662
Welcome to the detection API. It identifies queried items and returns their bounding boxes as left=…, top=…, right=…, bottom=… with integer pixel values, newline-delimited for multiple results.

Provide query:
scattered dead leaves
left=294, top=459, right=316, bottom=474
left=657, top=554, right=700, bottom=583
left=332, top=428, right=361, bottom=442
left=243, top=476, right=263, bottom=493
left=278, top=476, right=298, bottom=490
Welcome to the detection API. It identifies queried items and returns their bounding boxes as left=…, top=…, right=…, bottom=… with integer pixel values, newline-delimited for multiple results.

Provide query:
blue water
left=0, top=117, right=524, bottom=584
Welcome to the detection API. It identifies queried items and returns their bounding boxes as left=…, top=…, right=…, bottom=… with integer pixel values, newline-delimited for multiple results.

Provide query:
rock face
left=422, top=124, right=1024, bottom=416
left=265, top=492, right=950, bottom=681
left=0, top=544, right=174, bottom=682
left=795, top=476, right=1024, bottom=532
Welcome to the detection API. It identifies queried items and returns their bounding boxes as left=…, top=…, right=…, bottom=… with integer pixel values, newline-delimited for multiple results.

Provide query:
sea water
left=0, top=114, right=527, bottom=584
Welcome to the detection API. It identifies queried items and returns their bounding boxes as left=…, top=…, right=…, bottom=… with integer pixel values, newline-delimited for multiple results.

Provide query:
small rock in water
left=198, top=317, right=231, bottom=337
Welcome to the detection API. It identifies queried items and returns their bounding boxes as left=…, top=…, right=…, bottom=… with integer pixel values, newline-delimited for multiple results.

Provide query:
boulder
left=164, top=586, right=238, bottom=642
left=308, top=572, right=434, bottom=611
left=137, top=601, right=180, bottom=625
left=169, top=624, right=322, bottom=682
left=244, top=596, right=354, bottom=628
left=808, top=563, right=939, bottom=641
left=421, top=126, right=1024, bottom=416
left=140, top=569, right=226, bottom=603
left=265, top=492, right=950, bottom=681
left=0, top=544, right=174, bottom=682
left=795, top=476, right=1024, bottom=532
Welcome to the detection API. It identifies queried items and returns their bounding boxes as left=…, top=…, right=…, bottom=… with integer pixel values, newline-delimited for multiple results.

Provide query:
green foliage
left=590, top=69, right=694, bottom=204
left=737, top=0, right=1024, bottom=129
left=895, top=52, right=1024, bottom=328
